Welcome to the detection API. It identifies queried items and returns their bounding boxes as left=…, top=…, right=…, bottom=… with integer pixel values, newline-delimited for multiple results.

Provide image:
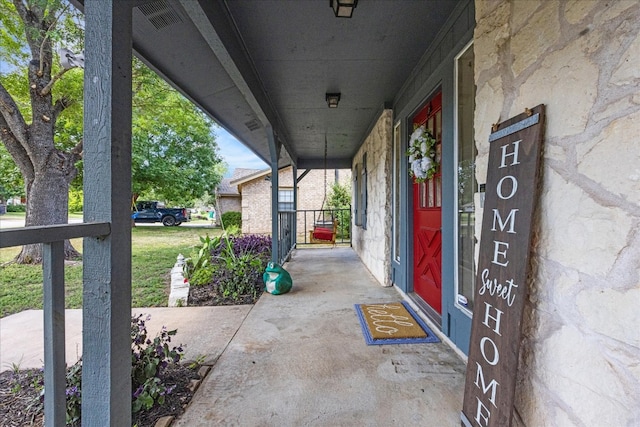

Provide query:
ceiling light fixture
left=330, top=0, right=358, bottom=18
left=326, top=93, right=341, bottom=108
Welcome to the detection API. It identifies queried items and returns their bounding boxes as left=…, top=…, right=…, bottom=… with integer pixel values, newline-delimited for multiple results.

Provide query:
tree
left=326, top=181, right=352, bottom=237
left=0, top=144, right=24, bottom=202
left=0, top=0, right=84, bottom=263
left=0, top=1, right=225, bottom=262
left=130, top=59, right=224, bottom=206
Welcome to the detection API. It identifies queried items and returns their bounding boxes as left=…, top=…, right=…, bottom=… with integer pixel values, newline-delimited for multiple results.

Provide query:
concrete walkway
left=176, top=248, right=466, bottom=426
left=0, top=247, right=467, bottom=425
left=0, top=306, right=252, bottom=371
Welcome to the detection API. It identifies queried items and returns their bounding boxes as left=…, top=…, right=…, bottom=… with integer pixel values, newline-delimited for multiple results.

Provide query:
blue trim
left=354, top=302, right=440, bottom=345
left=389, top=0, right=475, bottom=354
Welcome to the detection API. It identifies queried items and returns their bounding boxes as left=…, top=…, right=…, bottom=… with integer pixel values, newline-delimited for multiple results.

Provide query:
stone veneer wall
left=474, top=1, right=640, bottom=425
left=351, top=110, right=393, bottom=287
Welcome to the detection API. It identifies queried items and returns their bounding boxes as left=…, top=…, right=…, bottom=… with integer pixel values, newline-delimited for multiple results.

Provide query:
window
left=354, top=164, right=361, bottom=226
left=454, top=41, right=477, bottom=314
left=278, top=188, right=294, bottom=211
left=393, top=122, right=401, bottom=262
left=353, top=156, right=368, bottom=228
left=360, top=153, right=367, bottom=229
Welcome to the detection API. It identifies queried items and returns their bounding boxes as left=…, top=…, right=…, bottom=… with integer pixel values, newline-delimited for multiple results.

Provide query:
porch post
left=82, top=1, right=133, bottom=425
left=292, top=164, right=298, bottom=245
left=267, top=125, right=280, bottom=263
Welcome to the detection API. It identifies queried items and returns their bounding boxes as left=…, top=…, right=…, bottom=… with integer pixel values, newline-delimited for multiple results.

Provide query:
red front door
left=412, top=91, right=442, bottom=314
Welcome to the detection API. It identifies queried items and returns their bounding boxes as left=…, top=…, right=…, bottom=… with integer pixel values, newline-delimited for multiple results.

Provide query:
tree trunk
left=14, top=165, right=81, bottom=264
left=0, top=1, right=83, bottom=264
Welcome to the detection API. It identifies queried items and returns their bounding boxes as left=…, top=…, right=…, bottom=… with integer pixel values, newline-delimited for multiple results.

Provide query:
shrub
left=326, top=182, right=351, bottom=238
left=186, top=233, right=271, bottom=302
left=32, top=315, right=185, bottom=424
left=68, top=189, right=83, bottom=213
left=211, top=234, right=272, bottom=300
left=222, top=224, right=241, bottom=237
left=220, top=211, right=241, bottom=229
left=6, top=204, right=26, bottom=212
left=131, top=314, right=184, bottom=413
left=189, top=264, right=215, bottom=286
left=183, top=234, right=220, bottom=282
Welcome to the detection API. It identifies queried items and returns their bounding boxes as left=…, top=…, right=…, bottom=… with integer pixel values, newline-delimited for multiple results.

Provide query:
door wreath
left=407, top=125, right=439, bottom=182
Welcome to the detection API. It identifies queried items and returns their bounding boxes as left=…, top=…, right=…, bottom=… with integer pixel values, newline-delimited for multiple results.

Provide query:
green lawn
left=0, top=222, right=222, bottom=317
left=0, top=211, right=28, bottom=220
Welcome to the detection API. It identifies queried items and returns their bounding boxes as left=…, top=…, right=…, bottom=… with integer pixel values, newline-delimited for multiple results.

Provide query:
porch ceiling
left=75, top=0, right=460, bottom=169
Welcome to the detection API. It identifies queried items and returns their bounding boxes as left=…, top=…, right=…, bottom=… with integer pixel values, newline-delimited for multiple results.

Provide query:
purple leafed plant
left=208, top=234, right=272, bottom=299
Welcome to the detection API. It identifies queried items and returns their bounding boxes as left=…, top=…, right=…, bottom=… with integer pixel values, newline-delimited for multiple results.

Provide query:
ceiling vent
left=244, top=119, right=261, bottom=132
left=137, top=0, right=182, bottom=31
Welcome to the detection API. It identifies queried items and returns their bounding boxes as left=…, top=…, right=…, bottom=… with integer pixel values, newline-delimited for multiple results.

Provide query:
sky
left=214, top=127, right=267, bottom=177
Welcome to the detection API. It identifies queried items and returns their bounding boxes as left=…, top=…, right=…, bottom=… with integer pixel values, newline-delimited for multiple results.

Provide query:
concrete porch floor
left=175, top=247, right=466, bottom=426
left=0, top=247, right=467, bottom=425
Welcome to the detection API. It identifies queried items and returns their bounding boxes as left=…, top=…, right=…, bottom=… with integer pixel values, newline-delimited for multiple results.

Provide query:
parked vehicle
left=132, top=201, right=189, bottom=226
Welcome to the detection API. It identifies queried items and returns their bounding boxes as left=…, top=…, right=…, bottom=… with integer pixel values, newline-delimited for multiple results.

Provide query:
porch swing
left=309, top=136, right=337, bottom=245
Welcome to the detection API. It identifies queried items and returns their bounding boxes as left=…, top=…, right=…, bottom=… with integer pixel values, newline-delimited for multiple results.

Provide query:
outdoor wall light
left=326, top=93, right=341, bottom=108
left=330, top=0, right=357, bottom=18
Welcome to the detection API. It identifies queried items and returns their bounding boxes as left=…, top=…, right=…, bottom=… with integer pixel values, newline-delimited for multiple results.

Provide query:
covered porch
left=176, top=247, right=465, bottom=425
left=1, top=248, right=465, bottom=425
left=0, top=0, right=473, bottom=424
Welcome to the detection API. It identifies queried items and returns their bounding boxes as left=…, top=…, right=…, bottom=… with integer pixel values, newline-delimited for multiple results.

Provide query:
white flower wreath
left=407, top=125, right=438, bottom=182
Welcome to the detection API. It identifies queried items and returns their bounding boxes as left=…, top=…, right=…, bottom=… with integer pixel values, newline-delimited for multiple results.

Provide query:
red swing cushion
left=313, top=227, right=334, bottom=241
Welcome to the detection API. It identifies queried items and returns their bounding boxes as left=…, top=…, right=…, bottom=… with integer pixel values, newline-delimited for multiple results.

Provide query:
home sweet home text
left=461, top=105, right=545, bottom=427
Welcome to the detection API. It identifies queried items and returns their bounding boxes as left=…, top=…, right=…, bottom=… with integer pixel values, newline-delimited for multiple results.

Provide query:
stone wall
left=352, top=110, right=393, bottom=286
left=474, top=1, right=640, bottom=425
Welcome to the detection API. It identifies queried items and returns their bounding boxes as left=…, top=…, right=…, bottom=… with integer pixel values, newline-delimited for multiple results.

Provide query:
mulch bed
left=0, top=369, right=43, bottom=427
left=1, top=265, right=263, bottom=426
left=187, top=283, right=262, bottom=306
left=131, top=364, right=200, bottom=427
left=0, top=364, right=200, bottom=427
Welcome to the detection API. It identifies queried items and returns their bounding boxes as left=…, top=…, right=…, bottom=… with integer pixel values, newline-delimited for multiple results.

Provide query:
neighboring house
left=214, top=168, right=261, bottom=225
left=230, top=166, right=350, bottom=236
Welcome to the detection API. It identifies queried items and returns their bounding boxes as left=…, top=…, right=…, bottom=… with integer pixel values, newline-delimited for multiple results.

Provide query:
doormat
left=354, top=301, right=440, bottom=345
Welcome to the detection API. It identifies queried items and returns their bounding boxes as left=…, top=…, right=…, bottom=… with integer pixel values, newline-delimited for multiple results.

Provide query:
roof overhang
left=72, top=0, right=461, bottom=169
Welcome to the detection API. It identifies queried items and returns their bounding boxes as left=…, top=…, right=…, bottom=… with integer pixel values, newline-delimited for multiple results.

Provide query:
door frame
left=410, top=90, right=443, bottom=321
left=405, top=86, right=444, bottom=327
left=389, top=8, right=475, bottom=354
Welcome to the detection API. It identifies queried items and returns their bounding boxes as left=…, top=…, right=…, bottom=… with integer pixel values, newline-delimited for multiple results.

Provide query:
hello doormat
left=354, top=302, right=440, bottom=345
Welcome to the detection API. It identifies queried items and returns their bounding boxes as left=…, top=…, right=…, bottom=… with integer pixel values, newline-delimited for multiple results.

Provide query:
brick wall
left=239, top=167, right=351, bottom=236
left=215, top=196, right=241, bottom=225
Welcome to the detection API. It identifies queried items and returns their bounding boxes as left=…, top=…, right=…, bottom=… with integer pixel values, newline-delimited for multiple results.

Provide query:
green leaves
left=131, top=314, right=184, bottom=413
left=1, top=3, right=224, bottom=208
left=326, top=181, right=351, bottom=210
left=0, top=144, right=24, bottom=199
left=131, top=58, right=223, bottom=205
left=326, top=182, right=352, bottom=238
